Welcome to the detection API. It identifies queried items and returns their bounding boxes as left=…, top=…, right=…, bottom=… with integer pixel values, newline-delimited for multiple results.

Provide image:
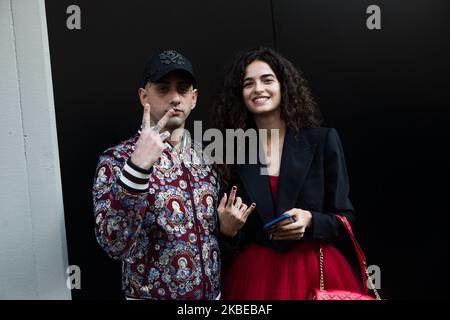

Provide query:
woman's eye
left=243, top=82, right=252, bottom=88
left=158, top=87, right=168, bottom=93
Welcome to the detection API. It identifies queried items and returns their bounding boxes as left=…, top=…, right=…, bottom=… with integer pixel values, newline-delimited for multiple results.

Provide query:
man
left=92, top=50, right=251, bottom=299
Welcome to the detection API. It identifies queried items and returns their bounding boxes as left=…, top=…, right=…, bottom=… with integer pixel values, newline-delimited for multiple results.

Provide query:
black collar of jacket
left=237, top=127, right=318, bottom=225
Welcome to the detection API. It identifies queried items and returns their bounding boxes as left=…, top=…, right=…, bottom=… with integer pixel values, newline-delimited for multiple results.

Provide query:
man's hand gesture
left=130, top=103, right=175, bottom=170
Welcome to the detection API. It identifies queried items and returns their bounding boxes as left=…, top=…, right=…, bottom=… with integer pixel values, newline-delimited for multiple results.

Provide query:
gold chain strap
left=319, top=245, right=381, bottom=300
left=364, top=263, right=382, bottom=300
left=319, top=246, right=325, bottom=290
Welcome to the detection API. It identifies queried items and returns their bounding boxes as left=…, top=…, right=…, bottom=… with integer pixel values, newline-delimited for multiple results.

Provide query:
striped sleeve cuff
left=118, top=159, right=152, bottom=193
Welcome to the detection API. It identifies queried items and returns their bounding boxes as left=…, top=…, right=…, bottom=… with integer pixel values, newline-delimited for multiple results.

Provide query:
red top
left=268, top=175, right=279, bottom=204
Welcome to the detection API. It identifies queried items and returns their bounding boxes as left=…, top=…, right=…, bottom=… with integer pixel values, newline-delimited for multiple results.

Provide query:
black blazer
left=221, top=127, right=357, bottom=259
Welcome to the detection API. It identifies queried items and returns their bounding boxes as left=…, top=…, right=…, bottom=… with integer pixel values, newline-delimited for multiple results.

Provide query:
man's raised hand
left=130, top=103, right=174, bottom=170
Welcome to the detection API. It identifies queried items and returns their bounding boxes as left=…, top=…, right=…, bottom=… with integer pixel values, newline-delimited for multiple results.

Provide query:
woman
left=212, top=47, right=365, bottom=299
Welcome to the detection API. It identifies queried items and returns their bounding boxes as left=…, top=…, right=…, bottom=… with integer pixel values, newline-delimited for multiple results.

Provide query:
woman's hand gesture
left=218, top=186, right=256, bottom=237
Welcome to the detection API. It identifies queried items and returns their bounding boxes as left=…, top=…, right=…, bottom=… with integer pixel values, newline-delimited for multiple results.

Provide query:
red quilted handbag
left=308, top=215, right=381, bottom=300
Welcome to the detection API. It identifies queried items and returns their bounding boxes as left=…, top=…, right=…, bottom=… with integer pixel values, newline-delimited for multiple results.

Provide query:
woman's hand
left=218, top=186, right=256, bottom=237
left=268, top=208, right=312, bottom=240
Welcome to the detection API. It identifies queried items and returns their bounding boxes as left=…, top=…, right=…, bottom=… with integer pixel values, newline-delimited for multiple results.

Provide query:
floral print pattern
left=92, top=134, right=221, bottom=299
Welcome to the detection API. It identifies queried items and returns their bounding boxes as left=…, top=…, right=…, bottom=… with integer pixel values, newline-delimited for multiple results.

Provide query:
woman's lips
left=252, top=96, right=270, bottom=106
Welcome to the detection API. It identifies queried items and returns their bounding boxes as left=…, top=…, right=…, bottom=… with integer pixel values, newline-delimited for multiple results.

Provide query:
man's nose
left=169, top=91, right=181, bottom=106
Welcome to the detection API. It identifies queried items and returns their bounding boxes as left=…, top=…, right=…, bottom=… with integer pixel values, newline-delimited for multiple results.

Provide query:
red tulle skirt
left=222, top=241, right=364, bottom=300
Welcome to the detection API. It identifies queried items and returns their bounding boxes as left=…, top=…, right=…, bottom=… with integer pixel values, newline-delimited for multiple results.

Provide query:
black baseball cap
left=142, top=50, right=197, bottom=88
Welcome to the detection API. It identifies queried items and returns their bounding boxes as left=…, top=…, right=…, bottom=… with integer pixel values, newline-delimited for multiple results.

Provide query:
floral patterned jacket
left=92, top=133, right=221, bottom=299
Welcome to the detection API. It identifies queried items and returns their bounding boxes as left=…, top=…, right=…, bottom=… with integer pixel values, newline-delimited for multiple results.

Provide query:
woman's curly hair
left=210, top=47, right=322, bottom=190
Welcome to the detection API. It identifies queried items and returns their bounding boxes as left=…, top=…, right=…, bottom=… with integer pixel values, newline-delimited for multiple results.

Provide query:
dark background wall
left=45, top=0, right=450, bottom=299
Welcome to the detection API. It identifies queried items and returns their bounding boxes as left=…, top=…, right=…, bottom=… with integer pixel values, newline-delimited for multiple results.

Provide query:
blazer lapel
left=238, top=161, right=275, bottom=225
left=275, top=128, right=317, bottom=215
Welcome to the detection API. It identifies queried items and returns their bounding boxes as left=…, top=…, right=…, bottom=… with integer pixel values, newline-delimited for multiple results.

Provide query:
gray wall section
left=0, top=0, right=70, bottom=299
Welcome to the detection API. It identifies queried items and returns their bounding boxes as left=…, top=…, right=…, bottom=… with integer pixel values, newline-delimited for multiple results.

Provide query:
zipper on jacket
left=181, top=161, right=207, bottom=299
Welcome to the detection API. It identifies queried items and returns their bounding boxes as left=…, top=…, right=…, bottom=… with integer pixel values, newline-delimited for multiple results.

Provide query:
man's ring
left=151, top=124, right=161, bottom=132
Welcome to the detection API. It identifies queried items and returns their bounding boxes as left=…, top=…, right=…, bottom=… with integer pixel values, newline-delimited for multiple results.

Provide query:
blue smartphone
left=263, top=213, right=294, bottom=230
